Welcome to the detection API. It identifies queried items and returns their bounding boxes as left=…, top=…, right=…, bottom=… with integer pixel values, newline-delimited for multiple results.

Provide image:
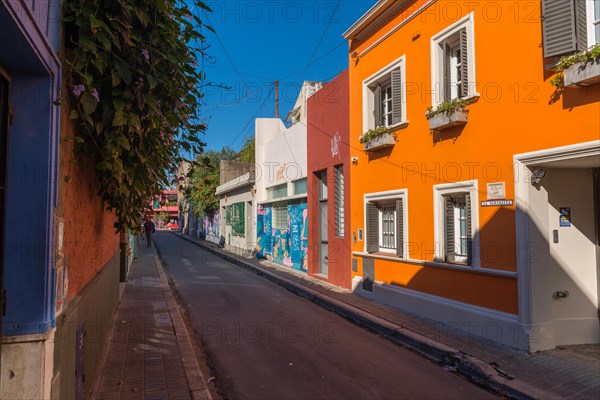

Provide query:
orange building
left=345, top=0, right=600, bottom=351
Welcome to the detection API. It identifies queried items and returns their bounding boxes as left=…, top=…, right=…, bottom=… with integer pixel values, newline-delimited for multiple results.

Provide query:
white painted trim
left=587, top=0, right=599, bottom=47
left=433, top=180, right=480, bottom=267
left=215, top=172, right=255, bottom=195
left=513, top=140, right=600, bottom=331
left=353, top=277, right=526, bottom=349
left=353, top=251, right=517, bottom=278
left=356, top=0, right=438, bottom=58
left=257, top=193, right=307, bottom=206
left=430, top=12, right=476, bottom=107
left=362, top=55, right=407, bottom=133
left=343, top=0, right=389, bottom=39
left=363, top=189, right=409, bottom=256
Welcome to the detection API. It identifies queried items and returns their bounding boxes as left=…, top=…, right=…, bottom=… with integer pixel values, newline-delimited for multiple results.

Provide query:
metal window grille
left=273, top=203, right=288, bottom=230
left=380, top=206, right=396, bottom=249
left=335, top=166, right=344, bottom=237
left=231, top=202, right=245, bottom=236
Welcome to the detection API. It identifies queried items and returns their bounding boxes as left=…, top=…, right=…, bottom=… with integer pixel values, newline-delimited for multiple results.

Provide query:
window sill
left=353, top=251, right=517, bottom=279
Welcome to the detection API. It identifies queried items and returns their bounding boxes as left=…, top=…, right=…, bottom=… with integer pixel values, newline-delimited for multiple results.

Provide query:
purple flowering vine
left=141, top=49, right=150, bottom=60
left=91, top=88, right=100, bottom=102
left=72, top=84, right=85, bottom=98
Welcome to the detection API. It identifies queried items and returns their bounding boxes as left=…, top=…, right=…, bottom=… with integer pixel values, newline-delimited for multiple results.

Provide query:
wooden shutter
left=459, top=28, right=469, bottom=98
left=465, top=193, right=473, bottom=265
left=396, top=198, right=404, bottom=258
left=443, top=43, right=452, bottom=102
left=575, top=0, right=588, bottom=51
left=542, top=0, right=583, bottom=58
left=373, top=84, right=382, bottom=128
left=366, top=203, right=379, bottom=253
left=444, top=196, right=455, bottom=263
left=391, top=68, right=403, bottom=125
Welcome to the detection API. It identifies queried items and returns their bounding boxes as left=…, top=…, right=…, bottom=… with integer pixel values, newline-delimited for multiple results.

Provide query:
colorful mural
left=202, top=212, right=220, bottom=244
left=256, top=202, right=308, bottom=272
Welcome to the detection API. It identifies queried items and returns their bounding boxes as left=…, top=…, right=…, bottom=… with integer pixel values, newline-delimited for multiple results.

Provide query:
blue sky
left=192, top=1, right=373, bottom=153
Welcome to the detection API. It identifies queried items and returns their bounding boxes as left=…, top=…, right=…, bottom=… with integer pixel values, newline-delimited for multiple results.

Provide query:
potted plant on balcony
left=425, top=98, right=469, bottom=131
left=359, top=126, right=397, bottom=151
left=551, top=44, right=600, bottom=88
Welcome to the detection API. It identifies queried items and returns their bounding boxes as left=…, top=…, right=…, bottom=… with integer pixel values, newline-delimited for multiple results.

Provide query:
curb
left=154, top=251, right=213, bottom=400
left=174, top=233, right=557, bottom=400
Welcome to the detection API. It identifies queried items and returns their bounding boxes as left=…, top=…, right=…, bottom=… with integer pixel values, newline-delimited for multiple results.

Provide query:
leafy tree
left=234, top=136, right=255, bottom=164
left=188, top=147, right=235, bottom=217
left=63, top=0, right=211, bottom=232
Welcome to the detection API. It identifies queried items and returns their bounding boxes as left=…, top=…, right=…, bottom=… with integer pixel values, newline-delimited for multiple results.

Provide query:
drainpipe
left=119, top=231, right=128, bottom=282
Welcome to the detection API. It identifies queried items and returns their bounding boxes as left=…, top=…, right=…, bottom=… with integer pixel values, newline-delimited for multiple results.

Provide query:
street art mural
left=256, top=202, right=308, bottom=272
left=203, top=212, right=220, bottom=245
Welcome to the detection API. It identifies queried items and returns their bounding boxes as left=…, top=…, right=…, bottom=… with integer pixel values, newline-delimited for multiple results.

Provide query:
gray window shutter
left=396, top=198, right=404, bottom=258
left=542, top=0, right=579, bottom=58
left=443, top=43, right=451, bottom=101
left=367, top=203, right=379, bottom=253
left=466, top=193, right=473, bottom=265
left=444, top=196, right=455, bottom=263
left=391, top=68, right=403, bottom=125
left=373, top=85, right=382, bottom=128
left=460, top=28, right=469, bottom=98
left=575, top=0, right=588, bottom=51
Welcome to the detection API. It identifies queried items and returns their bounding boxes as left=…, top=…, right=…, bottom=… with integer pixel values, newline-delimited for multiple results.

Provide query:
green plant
left=358, top=126, right=396, bottom=144
left=550, top=44, right=600, bottom=88
left=62, top=0, right=211, bottom=232
left=425, top=98, right=469, bottom=120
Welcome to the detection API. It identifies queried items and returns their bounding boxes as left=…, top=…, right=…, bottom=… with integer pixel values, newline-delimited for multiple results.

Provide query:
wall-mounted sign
left=559, top=207, right=571, bottom=227
left=331, top=132, right=341, bottom=159
left=481, top=199, right=514, bottom=207
left=487, top=182, right=506, bottom=200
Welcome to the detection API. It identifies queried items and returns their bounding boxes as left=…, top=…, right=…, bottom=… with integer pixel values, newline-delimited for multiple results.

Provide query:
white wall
left=255, top=118, right=307, bottom=203
left=527, top=167, right=599, bottom=349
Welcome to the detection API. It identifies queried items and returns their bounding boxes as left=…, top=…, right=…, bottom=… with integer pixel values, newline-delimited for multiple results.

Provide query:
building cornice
left=343, top=0, right=409, bottom=41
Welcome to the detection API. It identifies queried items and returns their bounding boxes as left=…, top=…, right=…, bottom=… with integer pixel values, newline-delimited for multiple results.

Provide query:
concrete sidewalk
left=90, top=242, right=212, bottom=400
left=176, top=232, right=599, bottom=400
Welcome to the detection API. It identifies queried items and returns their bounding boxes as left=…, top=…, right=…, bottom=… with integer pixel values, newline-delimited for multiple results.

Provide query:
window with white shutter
left=431, top=14, right=475, bottom=106
left=362, top=56, right=406, bottom=132
left=334, top=166, right=344, bottom=238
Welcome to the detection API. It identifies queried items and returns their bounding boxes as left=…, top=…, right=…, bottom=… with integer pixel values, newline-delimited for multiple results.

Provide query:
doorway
left=318, top=171, right=328, bottom=276
left=515, top=142, right=600, bottom=351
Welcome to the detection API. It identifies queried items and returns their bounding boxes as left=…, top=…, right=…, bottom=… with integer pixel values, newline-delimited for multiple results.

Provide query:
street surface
left=154, top=232, right=497, bottom=400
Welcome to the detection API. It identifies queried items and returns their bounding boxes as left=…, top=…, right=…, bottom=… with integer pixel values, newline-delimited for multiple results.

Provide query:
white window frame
left=587, top=0, right=600, bottom=47
left=363, top=189, right=409, bottom=256
left=433, top=180, right=480, bottom=268
left=362, top=55, right=407, bottom=133
left=430, top=12, right=477, bottom=107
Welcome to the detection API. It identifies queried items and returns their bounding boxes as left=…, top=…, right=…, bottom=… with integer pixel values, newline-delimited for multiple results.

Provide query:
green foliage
left=63, top=0, right=211, bottom=232
left=551, top=44, right=600, bottom=88
left=234, top=137, right=255, bottom=164
left=358, top=126, right=396, bottom=144
left=425, top=98, right=469, bottom=120
left=188, top=147, right=235, bottom=217
left=157, top=211, right=171, bottom=224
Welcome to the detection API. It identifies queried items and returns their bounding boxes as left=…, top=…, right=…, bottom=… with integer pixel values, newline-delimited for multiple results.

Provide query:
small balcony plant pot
left=363, top=132, right=396, bottom=151
left=429, top=109, right=468, bottom=131
left=564, top=57, right=600, bottom=87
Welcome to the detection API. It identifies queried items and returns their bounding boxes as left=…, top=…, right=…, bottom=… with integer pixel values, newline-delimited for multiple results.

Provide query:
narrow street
left=153, top=232, right=497, bottom=400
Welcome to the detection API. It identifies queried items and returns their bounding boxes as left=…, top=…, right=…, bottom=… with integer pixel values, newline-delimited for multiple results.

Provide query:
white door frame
left=514, top=140, right=600, bottom=351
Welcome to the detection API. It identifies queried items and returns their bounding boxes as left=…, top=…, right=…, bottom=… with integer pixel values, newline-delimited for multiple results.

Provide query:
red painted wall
left=307, top=70, right=351, bottom=289
left=58, top=106, right=120, bottom=301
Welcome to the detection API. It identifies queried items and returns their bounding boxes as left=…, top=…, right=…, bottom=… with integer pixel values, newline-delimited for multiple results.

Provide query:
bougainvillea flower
left=72, top=84, right=85, bottom=97
left=175, top=100, right=183, bottom=108
left=185, top=14, right=193, bottom=20
left=91, top=88, right=100, bottom=102
left=191, top=60, right=198, bottom=66
left=141, top=49, right=150, bottom=60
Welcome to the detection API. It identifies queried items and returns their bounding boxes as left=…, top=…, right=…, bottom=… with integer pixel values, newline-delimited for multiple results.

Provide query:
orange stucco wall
left=348, top=1, right=600, bottom=314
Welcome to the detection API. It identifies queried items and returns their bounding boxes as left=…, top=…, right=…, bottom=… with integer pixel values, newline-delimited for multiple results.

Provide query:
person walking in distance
left=144, top=218, right=155, bottom=247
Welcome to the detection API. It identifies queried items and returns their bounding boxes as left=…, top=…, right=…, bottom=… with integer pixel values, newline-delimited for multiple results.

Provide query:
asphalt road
left=154, top=232, right=497, bottom=400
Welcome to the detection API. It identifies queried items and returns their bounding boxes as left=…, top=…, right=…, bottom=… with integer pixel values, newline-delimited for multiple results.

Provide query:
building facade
left=217, top=160, right=256, bottom=257
left=306, top=71, right=352, bottom=288
left=345, top=0, right=600, bottom=351
left=1, top=1, right=123, bottom=397
left=254, top=81, right=322, bottom=272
